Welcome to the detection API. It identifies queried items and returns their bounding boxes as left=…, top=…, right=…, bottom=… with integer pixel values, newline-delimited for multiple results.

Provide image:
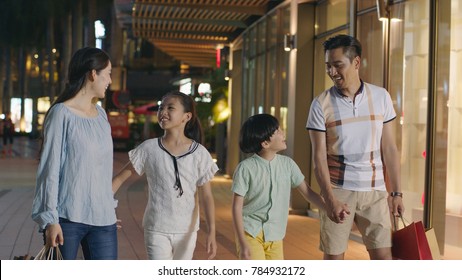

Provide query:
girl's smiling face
left=157, top=96, right=191, bottom=130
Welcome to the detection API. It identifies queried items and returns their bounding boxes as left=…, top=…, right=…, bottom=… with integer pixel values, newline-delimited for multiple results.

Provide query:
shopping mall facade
left=225, top=0, right=461, bottom=259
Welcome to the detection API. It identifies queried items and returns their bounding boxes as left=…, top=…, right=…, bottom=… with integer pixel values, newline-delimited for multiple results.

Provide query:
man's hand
left=326, top=199, right=350, bottom=223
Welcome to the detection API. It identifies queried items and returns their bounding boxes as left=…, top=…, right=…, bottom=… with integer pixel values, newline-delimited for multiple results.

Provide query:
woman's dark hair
left=323, top=34, right=362, bottom=62
left=161, top=91, right=203, bottom=144
left=51, top=47, right=110, bottom=107
left=39, top=47, right=110, bottom=158
left=239, top=113, right=279, bottom=154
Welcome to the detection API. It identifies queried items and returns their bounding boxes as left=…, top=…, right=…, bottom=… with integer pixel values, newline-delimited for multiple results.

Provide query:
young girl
left=112, top=91, right=218, bottom=260
left=232, top=114, right=343, bottom=260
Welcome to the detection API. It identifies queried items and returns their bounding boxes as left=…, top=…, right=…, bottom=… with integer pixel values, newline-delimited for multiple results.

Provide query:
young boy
left=232, top=114, right=344, bottom=260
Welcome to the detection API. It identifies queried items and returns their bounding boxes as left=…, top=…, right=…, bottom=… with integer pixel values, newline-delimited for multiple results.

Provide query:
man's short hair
left=323, top=34, right=362, bottom=62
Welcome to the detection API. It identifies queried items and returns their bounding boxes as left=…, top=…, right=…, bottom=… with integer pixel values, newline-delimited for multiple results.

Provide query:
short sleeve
left=288, top=157, right=305, bottom=188
left=231, top=163, right=250, bottom=197
left=128, top=144, right=148, bottom=176
left=383, top=91, right=397, bottom=123
left=196, top=147, right=219, bottom=186
left=306, top=98, right=326, bottom=131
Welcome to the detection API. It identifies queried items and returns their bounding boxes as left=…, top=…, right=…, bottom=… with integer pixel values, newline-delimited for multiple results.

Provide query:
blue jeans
left=58, top=218, right=118, bottom=260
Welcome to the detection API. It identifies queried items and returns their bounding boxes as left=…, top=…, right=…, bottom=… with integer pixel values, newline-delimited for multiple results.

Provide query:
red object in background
left=133, top=103, right=158, bottom=115
left=216, top=48, right=221, bottom=68
left=107, top=113, right=129, bottom=139
left=112, top=90, right=130, bottom=109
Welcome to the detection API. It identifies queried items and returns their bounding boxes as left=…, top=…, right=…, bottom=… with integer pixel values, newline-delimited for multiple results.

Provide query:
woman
left=32, top=47, right=117, bottom=260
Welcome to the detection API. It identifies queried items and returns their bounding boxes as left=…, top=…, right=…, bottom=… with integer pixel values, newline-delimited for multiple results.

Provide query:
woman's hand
left=45, top=224, right=64, bottom=247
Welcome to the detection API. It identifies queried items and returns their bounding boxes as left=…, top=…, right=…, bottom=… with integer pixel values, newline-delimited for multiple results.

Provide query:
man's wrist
left=390, top=191, right=403, bottom=198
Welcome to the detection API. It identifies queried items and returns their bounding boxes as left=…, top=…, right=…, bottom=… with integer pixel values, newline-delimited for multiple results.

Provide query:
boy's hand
left=338, top=208, right=350, bottom=222
left=239, top=242, right=251, bottom=260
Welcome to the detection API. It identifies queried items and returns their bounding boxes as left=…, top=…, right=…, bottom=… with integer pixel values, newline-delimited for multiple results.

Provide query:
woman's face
left=93, top=61, right=112, bottom=99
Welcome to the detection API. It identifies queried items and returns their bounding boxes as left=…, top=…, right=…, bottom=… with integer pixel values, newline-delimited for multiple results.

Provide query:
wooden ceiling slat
left=139, top=2, right=267, bottom=16
left=133, top=16, right=248, bottom=29
left=128, top=0, right=279, bottom=68
left=145, top=29, right=230, bottom=38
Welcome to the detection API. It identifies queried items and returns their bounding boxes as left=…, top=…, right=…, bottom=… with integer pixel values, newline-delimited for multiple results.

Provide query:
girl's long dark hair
left=161, top=91, right=203, bottom=144
left=38, top=47, right=110, bottom=158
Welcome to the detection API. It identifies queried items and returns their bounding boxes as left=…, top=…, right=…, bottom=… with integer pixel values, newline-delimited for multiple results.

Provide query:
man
left=306, top=34, right=404, bottom=260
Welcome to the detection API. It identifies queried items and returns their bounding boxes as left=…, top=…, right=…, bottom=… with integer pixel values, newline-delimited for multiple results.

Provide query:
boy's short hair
left=239, top=114, right=280, bottom=154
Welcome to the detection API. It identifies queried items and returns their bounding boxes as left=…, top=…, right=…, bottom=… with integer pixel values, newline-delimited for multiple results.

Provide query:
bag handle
left=35, top=245, right=63, bottom=260
left=392, top=214, right=408, bottom=232
left=47, top=246, right=63, bottom=260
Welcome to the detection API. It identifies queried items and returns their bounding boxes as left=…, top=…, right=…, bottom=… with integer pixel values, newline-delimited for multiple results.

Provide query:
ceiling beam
left=135, top=2, right=267, bottom=16
left=155, top=49, right=217, bottom=55
left=132, top=16, right=248, bottom=28
left=133, top=29, right=231, bottom=38
left=140, top=36, right=229, bottom=45
left=151, top=41, right=217, bottom=49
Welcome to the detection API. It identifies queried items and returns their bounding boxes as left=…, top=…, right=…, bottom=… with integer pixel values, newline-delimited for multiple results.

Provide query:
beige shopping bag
left=425, top=228, right=441, bottom=260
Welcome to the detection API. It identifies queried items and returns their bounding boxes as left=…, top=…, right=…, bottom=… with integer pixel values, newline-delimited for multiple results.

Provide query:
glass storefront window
left=388, top=3, right=405, bottom=152
left=268, top=13, right=278, bottom=110
left=244, top=29, right=257, bottom=117
left=357, top=0, right=376, bottom=11
left=440, top=0, right=462, bottom=259
left=256, top=21, right=267, bottom=114
left=401, top=0, right=429, bottom=233
left=315, top=0, right=349, bottom=35
left=240, top=3, right=290, bottom=129
left=279, top=6, right=290, bottom=132
left=357, top=10, right=385, bottom=87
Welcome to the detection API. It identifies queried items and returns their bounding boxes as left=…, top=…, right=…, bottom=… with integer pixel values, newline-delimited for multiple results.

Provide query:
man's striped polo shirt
left=306, top=81, right=396, bottom=191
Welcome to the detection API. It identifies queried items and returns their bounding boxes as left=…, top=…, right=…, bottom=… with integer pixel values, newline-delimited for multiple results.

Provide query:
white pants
left=144, top=229, right=197, bottom=260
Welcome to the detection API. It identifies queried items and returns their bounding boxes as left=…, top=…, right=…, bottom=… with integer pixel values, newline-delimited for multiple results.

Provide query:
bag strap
left=35, top=245, right=63, bottom=260
left=392, top=214, right=407, bottom=232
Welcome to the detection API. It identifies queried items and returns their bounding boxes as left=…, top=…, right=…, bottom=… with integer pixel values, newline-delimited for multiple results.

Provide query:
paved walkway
left=0, top=137, right=369, bottom=260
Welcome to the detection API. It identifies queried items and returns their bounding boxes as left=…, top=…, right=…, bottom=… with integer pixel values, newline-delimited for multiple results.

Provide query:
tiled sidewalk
left=0, top=137, right=369, bottom=260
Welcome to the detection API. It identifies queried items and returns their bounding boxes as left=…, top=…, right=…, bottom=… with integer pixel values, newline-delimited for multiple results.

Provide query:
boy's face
left=265, top=127, right=287, bottom=152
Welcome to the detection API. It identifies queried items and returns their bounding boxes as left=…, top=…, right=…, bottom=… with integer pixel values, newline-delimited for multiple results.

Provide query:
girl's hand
left=206, top=232, right=217, bottom=260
